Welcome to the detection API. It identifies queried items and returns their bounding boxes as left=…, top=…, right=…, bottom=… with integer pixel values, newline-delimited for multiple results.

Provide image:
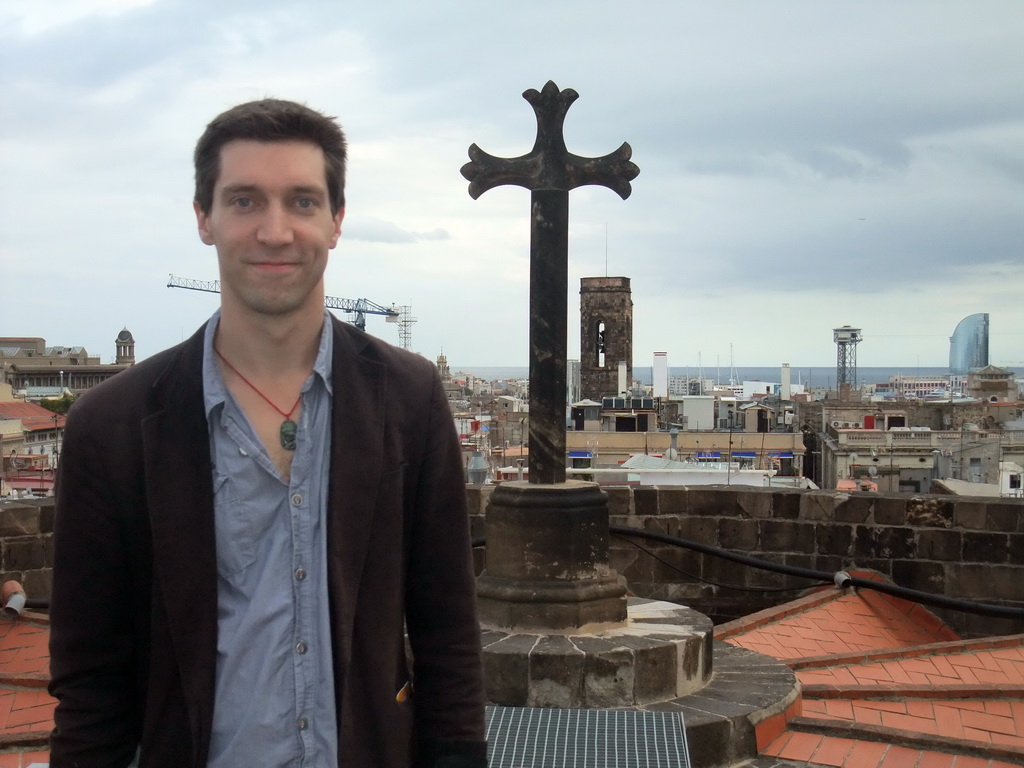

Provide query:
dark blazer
left=48, top=317, right=487, bottom=767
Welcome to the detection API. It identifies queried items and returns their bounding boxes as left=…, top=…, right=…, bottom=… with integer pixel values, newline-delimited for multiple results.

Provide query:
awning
left=731, top=451, right=757, bottom=458
left=697, top=451, right=721, bottom=459
left=568, top=451, right=593, bottom=458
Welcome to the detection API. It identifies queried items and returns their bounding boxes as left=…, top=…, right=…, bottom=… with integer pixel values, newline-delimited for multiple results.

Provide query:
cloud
left=344, top=217, right=450, bottom=244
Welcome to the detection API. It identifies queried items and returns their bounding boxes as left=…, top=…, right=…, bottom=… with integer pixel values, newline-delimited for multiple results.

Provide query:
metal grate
left=486, top=706, right=690, bottom=768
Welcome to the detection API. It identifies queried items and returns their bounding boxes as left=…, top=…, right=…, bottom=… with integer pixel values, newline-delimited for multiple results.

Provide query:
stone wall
left=469, top=485, right=1024, bottom=638
left=0, top=497, right=54, bottom=600
left=9, top=488, right=1024, bottom=638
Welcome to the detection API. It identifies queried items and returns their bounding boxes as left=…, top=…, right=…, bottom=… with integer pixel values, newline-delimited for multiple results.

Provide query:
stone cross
left=462, top=81, right=639, bottom=484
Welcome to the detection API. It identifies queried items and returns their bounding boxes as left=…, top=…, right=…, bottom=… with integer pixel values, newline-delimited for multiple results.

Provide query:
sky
left=2, top=1, right=1023, bottom=370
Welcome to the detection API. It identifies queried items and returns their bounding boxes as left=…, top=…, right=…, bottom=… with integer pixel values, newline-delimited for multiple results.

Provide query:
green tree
left=38, top=394, right=76, bottom=415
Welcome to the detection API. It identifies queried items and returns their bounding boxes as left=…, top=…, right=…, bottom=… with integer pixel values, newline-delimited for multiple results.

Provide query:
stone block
left=771, top=490, right=803, bottom=520
left=641, top=515, right=679, bottom=538
left=648, top=547, right=702, bottom=584
left=962, top=532, right=1010, bottom=565
left=653, top=487, right=687, bottom=515
left=527, top=636, right=585, bottom=708
left=800, top=492, right=839, bottom=523
left=21, top=569, right=52, bottom=603
left=0, top=505, right=40, bottom=537
left=1008, top=534, right=1024, bottom=566
left=758, top=520, right=816, bottom=553
left=602, top=486, right=633, bottom=517
left=781, top=553, right=815, bottom=572
left=917, top=529, right=962, bottom=561
left=977, top=502, right=1020, bottom=533
left=852, top=526, right=915, bottom=560
left=953, top=501, right=988, bottom=531
left=718, top=518, right=758, bottom=551
left=816, top=524, right=853, bottom=558
left=576, top=636, right=636, bottom=707
left=872, top=497, right=908, bottom=526
left=464, top=486, right=487, bottom=517
left=905, top=497, right=955, bottom=529
left=734, top=489, right=772, bottom=519
left=948, top=563, right=1023, bottom=601
left=482, top=632, right=534, bottom=706
left=688, top=487, right=740, bottom=517
left=613, top=635, right=678, bottom=704
left=37, top=499, right=56, bottom=534
left=833, top=495, right=873, bottom=524
left=891, top=560, right=945, bottom=593
left=632, top=487, right=660, bottom=517
left=677, top=515, right=718, bottom=545
left=813, top=554, right=846, bottom=575
left=2, top=536, right=50, bottom=571
left=703, top=554, right=748, bottom=589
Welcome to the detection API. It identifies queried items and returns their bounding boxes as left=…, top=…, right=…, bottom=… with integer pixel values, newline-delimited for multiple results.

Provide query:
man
left=49, top=99, right=487, bottom=767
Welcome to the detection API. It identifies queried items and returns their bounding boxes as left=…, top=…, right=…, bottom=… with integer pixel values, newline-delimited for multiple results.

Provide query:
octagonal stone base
left=481, top=598, right=713, bottom=709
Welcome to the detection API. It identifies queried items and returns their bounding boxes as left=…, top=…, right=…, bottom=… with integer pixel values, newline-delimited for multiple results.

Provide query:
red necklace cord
left=213, top=344, right=302, bottom=419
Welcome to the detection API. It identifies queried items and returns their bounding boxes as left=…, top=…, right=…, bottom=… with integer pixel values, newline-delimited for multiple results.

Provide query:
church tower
left=579, top=277, right=632, bottom=401
left=115, top=328, right=136, bottom=365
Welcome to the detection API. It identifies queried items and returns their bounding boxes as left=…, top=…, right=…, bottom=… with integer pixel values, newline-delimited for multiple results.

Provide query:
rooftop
left=0, top=572, right=1019, bottom=766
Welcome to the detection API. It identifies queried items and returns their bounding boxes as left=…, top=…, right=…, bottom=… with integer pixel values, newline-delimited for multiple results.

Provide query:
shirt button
left=291, top=493, right=303, bottom=506
left=295, top=568, right=307, bottom=581
left=297, top=717, right=308, bottom=731
left=296, top=642, right=307, bottom=654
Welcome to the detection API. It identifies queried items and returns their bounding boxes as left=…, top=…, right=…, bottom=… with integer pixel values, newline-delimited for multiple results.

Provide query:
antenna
left=604, top=222, right=609, bottom=277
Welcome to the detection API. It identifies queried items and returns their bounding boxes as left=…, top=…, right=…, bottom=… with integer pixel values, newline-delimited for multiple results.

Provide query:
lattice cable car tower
left=833, top=326, right=862, bottom=396
left=167, top=275, right=412, bottom=350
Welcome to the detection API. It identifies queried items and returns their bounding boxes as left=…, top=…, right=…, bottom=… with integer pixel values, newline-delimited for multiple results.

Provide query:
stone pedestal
left=477, top=480, right=714, bottom=710
left=476, top=480, right=627, bottom=631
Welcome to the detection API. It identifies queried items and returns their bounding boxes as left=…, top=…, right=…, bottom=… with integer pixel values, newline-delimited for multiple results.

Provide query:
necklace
left=214, top=344, right=301, bottom=450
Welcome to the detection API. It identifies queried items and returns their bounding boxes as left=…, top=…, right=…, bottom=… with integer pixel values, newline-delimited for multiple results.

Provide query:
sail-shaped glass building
left=949, top=313, right=989, bottom=374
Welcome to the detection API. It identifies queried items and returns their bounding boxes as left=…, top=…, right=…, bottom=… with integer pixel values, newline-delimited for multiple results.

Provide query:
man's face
left=194, top=139, right=343, bottom=320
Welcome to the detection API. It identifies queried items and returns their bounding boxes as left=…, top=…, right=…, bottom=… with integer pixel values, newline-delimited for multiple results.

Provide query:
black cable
left=609, top=525, right=1024, bottom=621
left=619, top=534, right=816, bottom=594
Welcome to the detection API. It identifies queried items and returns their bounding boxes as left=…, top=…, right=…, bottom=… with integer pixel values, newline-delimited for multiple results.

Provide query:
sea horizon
left=453, top=365, right=1024, bottom=387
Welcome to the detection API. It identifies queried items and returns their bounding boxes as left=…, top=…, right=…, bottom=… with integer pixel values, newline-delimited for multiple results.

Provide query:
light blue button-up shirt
left=202, top=311, right=338, bottom=767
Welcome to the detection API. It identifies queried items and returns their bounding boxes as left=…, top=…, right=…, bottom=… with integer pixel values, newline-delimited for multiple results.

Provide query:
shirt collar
left=202, top=309, right=334, bottom=420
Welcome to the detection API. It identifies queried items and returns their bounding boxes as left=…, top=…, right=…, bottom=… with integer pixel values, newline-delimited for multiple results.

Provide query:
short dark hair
left=193, top=98, right=347, bottom=215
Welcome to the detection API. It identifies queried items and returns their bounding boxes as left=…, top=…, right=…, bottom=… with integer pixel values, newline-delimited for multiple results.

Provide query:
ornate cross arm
left=461, top=81, right=639, bottom=199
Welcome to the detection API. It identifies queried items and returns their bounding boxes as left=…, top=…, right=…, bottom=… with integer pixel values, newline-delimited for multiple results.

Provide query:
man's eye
left=233, top=198, right=253, bottom=208
left=296, top=198, right=315, bottom=209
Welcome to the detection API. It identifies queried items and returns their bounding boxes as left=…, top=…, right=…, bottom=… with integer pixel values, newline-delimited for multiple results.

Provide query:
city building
left=948, top=312, right=989, bottom=374
left=0, top=330, right=135, bottom=394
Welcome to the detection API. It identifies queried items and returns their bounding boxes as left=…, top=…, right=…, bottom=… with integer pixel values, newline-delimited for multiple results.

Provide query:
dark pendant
left=280, top=419, right=297, bottom=451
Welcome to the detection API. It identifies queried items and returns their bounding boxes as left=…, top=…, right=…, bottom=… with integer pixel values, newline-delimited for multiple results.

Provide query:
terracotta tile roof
left=0, top=403, right=64, bottom=433
left=721, top=573, right=1024, bottom=767
left=0, top=613, right=55, bottom=759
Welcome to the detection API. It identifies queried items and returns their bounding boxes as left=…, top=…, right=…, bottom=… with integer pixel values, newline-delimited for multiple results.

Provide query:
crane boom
left=167, top=274, right=402, bottom=333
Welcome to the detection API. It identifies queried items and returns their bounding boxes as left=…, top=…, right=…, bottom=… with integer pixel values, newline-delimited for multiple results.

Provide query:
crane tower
left=167, top=275, right=411, bottom=349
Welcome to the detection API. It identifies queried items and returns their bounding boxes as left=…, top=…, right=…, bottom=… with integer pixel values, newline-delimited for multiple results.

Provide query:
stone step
left=641, top=640, right=800, bottom=768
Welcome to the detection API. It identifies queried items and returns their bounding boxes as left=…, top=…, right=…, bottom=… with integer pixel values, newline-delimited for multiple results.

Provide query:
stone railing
left=469, top=484, right=1024, bottom=638
left=8, top=486, right=1024, bottom=638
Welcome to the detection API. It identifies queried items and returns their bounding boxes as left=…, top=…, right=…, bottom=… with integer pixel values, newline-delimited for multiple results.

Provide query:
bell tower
left=579, top=276, right=632, bottom=401
left=115, top=328, right=136, bottom=365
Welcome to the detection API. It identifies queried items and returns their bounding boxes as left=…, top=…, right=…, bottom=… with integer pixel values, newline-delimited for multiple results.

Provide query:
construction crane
left=167, top=275, right=408, bottom=345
